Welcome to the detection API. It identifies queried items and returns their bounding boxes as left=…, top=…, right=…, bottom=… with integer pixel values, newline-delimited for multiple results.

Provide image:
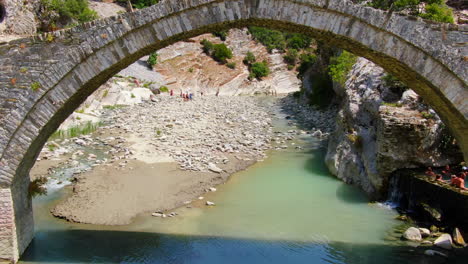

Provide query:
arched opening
left=0, top=0, right=466, bottom=262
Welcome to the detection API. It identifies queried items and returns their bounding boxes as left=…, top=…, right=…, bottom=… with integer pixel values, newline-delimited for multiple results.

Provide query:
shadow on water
left=334, top=183, right=369, bottom=204
left=20, top=229, right=467, bottom=264
left=302, top=149, right=331, bottom=178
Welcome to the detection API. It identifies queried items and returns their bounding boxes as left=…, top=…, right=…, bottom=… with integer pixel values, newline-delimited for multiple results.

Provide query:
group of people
left=425, top=165, right=468, bottom=190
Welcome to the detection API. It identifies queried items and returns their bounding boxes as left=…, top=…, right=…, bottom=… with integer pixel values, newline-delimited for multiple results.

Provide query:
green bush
left=286, top=34, right=312, bottom=50
left=201, top=39, right=214, bottom=54
left=147, top=52, right=158, bottom=69
left=226, top=62, right=236, bottom=69
left=419, top=3, right=454, bottom=23
left=213, top=30, right=228, bottom=41
left=328, top=51, right=357, bottom=85
left=297, top=53, right=317, bottom=77
left=159, top=86, right=169, bottom=93
left=117, top=0, right=159, bottom=9
left=212, top=43, right=233, bottom=63
left=248, top=27, right=286, bottom=52
left=243, top=51, right=256, bottom=65
left=283, top=49, right=298, bottom=65
left=249, top=61, right=270, bottom=80
left=42, top=0, right=98, bottom=24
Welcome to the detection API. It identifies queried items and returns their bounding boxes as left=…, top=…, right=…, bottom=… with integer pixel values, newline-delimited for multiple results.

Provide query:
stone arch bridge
left=0, top=0, right=467, bottom=262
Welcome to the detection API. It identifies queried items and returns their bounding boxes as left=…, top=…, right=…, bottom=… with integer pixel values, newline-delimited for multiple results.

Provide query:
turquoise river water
left=19, top=102, right=461, bottom=264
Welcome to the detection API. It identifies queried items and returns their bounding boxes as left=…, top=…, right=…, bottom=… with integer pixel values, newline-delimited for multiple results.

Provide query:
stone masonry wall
left=0, top=189, right=17, bottom=263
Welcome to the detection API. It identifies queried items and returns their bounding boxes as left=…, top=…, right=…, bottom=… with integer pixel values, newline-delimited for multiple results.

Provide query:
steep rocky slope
left=325, top=58, right=462, bottom=199
left=153, top=28, right=301, bottom=95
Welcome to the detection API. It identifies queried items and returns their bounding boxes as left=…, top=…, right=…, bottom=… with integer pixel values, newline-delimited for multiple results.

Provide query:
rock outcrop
left=153, top=29, right=301, bottom=96
left=325, top=58, right=461, bottom=199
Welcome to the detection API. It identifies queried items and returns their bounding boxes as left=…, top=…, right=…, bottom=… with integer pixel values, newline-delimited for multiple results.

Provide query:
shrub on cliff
left=283, top=49, right=299, bottom=65
left=147, top=52, right=158, bottom=69
left=41, top=0, right=98, bottom=24
left=243, top=51, right=256, bottom=65
left=212, top=43, right=233, bottom=63
left=117, top=0, right=159, bottom=9
left=328, top=51, right=357, bottom=85
left=249, top=61, right=270, bottom=80
left=213, top=30, right=228, bottom=41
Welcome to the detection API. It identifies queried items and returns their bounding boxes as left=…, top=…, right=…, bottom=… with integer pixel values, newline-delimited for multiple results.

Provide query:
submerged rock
left=424, top=250, right=447, bottom=257
left=206, top=201, right=215, bottom=206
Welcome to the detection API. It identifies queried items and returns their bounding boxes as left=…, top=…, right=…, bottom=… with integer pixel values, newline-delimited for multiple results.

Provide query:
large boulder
left=403, top=227, right=422, bottom=242
left=453, top=228, right=466, bottom=246
left=434, top=234, right=453, bottom=250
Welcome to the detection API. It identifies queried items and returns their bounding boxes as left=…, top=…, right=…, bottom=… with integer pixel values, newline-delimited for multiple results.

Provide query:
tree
left=283, top=49, right=298, bottom=65
left=328, top=51, right=357, bottom=84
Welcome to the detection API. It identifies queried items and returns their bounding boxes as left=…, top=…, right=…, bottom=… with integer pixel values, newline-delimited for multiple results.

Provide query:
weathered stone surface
left=325, top=58, right=462, bottom=199
left=0, top=0, right=467, bottom=262
left=434, top=233, right=453, bottom=250
left=403, top=227, right=422, bottom=242
left=453, top=228, right=466, bottom=246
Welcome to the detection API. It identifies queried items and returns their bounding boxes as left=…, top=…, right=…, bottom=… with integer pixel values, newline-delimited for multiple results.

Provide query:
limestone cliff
left=325, top=58, right=462, bottom=199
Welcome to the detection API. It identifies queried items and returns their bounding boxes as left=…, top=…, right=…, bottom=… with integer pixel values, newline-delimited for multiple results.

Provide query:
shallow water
left=20, top=100, right=461, bottom=264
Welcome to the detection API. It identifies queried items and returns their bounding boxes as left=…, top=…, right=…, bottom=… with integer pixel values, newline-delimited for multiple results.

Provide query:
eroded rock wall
left=0, top=0, right=36, bottom=35
left=325, top=58, right=462, bottom=199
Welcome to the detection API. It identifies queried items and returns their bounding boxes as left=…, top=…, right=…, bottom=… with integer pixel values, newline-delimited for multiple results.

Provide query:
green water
left=20, top=101, right=460, bottom=263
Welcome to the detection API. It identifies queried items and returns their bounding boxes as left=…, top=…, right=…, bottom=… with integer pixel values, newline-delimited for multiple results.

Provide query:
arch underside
left=0, top=0, right=467, bottom=189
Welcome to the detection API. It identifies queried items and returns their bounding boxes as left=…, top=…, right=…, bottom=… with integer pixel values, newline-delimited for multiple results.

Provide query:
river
left=19, top=99, right=460, bottom=264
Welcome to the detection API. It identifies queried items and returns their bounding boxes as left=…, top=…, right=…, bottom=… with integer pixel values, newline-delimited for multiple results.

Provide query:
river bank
left=31, top=94, right=335, bottom=225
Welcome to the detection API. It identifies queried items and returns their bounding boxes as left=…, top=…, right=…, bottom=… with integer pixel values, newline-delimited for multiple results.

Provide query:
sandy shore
left=50, top=157, right=254, bottom=225
left=32, top=95, right=274, bottom=225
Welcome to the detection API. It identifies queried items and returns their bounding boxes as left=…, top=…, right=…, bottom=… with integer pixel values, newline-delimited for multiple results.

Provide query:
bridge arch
left=0, top=0, right=466, bottom=262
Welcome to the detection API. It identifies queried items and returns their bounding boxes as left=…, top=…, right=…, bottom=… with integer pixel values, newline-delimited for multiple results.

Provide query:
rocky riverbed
left=31, top=93, right=335, bottom=225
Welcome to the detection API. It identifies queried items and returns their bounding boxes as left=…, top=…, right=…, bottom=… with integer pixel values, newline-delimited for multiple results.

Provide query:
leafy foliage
left=117, top=0, right=159, bottom=9
left=213, top=30, right=228, bottom=41
left=226, top=62, right=236, bottom=69
left=243, top=51, right=256, bottom=65
left=159, top=86, right=169, bottom=92
left=201, top=39, right=233, bottom=64
left=328, top=51, right=357, bottom=84
left=419, top=3, right=454, bottom=23
left=147, top=52, right=158, bottom=69
left=297, top=53, right=317, bottom=77
left=382, top=74, right=409, bottom=95
left=248, top=27, right=313, bottom=53
left=283, top=49, right=299, bottom=65
left=212, top=43, right=233, bottom=63
left=249, top=61, right=270, bottom=80
left=41, top=0, right=98, bottom=23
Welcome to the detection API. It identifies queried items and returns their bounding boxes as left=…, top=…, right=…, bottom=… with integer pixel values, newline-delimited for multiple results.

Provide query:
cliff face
left=154, top=28, right=301, bottom=95
left=325, top=58, right=462, bottom=199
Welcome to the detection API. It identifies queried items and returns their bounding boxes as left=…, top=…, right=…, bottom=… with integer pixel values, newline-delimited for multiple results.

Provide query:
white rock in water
left=208, top=163, right=223, bottom=173
left=74, top=139, right=86, bottom=145
left=206, top=201, right=215, bottom=206
left=403, top=227, right=422, bottom=241
left=208, top=187, right=217, bottom=192
left=419, top=228, right=431, bottom=238
left=198, top=196, right=204, bottom=200
left=311, top=130, right=323, bottom=137
left=151, top=212, right=163, bottom=217
left=424, top=250, right=447, bottom=257
left=434, top=234, right=453, bottom=250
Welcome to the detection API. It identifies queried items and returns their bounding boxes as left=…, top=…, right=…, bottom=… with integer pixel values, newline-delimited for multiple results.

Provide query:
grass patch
left=103, top=105, right=126, bottom=110
left=159, top=86, right=169, bottom=93
left=49, top=121, right=103, bottom=140
left=31, top=82, right=41, bottom=91
left=382, top=102, right=403, bottom=107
